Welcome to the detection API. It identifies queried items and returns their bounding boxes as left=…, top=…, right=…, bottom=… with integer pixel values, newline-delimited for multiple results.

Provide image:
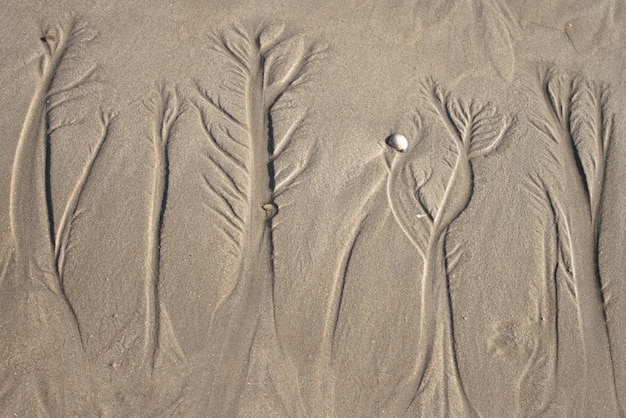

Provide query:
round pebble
left=262, top=202, right=276, bottom=212
left=386, top=133, right=408, bottom=153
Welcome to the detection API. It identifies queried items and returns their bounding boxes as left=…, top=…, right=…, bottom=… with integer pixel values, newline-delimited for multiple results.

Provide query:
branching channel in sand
left=522, top=67, right=619, bottom=416
left=9, top=19, right=103, bottom=347
left=142, top=85, right=184, bottom=373
left=383, top=78, right=513, bottom=417
left=193, top=23, right=321, bottom=416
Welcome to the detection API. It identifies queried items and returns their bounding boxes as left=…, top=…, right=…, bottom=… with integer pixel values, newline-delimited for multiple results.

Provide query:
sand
left=1, top=1, right=625, bottom=416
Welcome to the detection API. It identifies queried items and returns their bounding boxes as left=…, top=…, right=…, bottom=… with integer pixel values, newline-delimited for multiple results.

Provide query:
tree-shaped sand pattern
left=523, top=67, right=620, bottom=416
left=6, top=18, right=109, bottom=414
left=193, top=23, right=321, bottom=415
left=383, top=78, right=512, bottom=417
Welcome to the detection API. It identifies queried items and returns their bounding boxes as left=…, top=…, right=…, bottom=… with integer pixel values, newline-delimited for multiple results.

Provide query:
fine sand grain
left=1, top=1, right=626, bottom=416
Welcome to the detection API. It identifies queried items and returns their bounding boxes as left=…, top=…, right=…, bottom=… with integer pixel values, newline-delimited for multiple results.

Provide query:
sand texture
left=1, top=1, right=626, bottom=416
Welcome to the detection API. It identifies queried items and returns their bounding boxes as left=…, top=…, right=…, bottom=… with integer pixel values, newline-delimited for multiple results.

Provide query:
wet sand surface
left=1, top=1, right=626, bottom=416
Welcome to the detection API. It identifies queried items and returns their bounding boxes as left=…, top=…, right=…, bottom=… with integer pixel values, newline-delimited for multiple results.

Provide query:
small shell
left=262, top=202, right=276, bottom=212
left=386, top=133, right=408, bottom=153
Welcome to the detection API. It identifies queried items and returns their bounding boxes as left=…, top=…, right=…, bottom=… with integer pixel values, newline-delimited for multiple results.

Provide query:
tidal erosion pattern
left=3, top=20, right=189, bottom=416
left=521, top=68, right=620, bottom=416
left=383, top=79, right=513, bottom=417
left=192, top=24, right=321, bottom=416
left=0, top=17, right=623, bottom=417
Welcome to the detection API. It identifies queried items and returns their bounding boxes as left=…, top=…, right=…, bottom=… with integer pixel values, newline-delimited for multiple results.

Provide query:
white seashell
left=386, top=133, right=408, bottom=153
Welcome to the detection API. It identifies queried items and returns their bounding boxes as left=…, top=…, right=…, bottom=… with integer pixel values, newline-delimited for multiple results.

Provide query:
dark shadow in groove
left=154, top=150, right=170, bottom=344
left=266, top=92, right=290, bottom=195
left=45, top=132, right=55, bottom=246
left=267, top=87, right=289, bottom=194
left=568, top=129, right=591, bottom=201
left=158, top=153, right=170, bottom=245
left=263, top=113, right=279, bottom=315
left=267, top=114, right=277, bottom=192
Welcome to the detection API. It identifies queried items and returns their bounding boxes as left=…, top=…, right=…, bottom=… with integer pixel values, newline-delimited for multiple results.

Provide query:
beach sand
left=1, top=1, right=625, bottom=416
